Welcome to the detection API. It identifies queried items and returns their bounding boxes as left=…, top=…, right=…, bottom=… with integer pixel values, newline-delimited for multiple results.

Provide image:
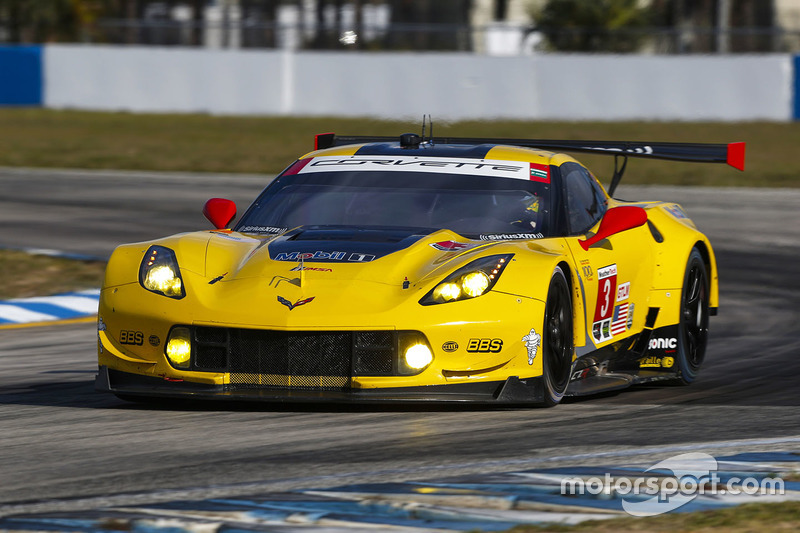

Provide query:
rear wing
left=314, top=133, right=745, bottom=197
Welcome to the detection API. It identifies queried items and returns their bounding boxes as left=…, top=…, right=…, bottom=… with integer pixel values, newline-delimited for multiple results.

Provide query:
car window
left=237, top=170, right=552, bottom=239
left=562, top=162, right=608, bottom=235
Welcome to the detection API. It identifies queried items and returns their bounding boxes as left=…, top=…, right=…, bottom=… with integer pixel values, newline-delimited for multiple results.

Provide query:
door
left=558, top=162, right=654, bottom=352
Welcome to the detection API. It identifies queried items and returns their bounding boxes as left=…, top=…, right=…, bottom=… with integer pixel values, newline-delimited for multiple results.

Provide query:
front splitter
left=96, top=366, right=544, bottom=405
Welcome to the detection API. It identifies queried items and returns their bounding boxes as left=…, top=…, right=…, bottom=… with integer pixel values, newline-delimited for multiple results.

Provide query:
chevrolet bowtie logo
left=277, top=295, right=315, bottom=310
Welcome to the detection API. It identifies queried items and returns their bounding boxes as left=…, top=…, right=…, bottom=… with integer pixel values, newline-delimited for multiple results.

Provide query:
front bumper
left=96, top=366, right=544, bottom=404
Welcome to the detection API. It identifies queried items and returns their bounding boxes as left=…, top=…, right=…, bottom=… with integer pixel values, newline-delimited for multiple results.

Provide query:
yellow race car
left=95, top=133, right=745, bottom=405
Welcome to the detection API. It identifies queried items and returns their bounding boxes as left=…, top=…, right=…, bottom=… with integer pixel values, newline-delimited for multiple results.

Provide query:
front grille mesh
left=191, top=327, right=397, bottom=391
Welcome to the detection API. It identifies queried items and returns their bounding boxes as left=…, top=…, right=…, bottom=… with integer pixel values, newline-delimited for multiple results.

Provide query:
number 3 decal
left=593, top=264, right=618, bottom=323
left=599, top=278, right=612, bottom=317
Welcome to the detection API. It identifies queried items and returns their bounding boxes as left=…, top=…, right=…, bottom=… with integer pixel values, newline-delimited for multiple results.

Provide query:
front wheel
left=675, top=248, right=710, bottom=384
left=541, top=266, right=574, bottom=406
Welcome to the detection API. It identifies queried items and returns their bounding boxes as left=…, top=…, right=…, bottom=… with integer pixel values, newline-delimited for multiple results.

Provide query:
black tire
left=675, top=248, right=710, bottom=384
left=542, top=266, right=574, bottom=406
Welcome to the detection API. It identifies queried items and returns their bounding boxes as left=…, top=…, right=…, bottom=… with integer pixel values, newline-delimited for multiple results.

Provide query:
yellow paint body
left=97, top=144, right=719, bottom=398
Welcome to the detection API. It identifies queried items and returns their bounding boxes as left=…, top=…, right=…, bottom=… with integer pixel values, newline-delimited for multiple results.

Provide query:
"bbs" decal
left=120, top=330, right=144, bottom=345
left=466, top=338, right=503, bottom=353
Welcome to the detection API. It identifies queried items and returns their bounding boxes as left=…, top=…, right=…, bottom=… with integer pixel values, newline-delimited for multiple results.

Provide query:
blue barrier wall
left=0, top=46, right=43, bottom=105
left=794, top=55, right=800, bottom=120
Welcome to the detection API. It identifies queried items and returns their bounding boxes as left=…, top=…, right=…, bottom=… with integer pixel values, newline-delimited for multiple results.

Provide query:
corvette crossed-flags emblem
left=277, top=295, right=315, bottom=310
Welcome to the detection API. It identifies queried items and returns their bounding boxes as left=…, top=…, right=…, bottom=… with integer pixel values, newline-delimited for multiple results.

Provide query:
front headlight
left=165, top=326, right=191, bottom=369
left=397, top=331, right=434, bottom=375
left=139, top=245, right=185, bottom=299
left=420, top=254, right=513, bottom=305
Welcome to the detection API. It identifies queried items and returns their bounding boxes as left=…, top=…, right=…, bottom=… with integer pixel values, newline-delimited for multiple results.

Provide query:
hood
left=202, top=226, right=501, bottom=290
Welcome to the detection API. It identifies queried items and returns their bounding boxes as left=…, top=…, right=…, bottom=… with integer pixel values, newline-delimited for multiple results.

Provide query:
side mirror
left=578, top=206, right=647, bottom=251
left=203, top=198, right=237, bottom=229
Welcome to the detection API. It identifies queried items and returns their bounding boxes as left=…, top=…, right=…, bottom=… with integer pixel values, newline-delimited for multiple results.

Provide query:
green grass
left=501, top=500, right=800, bottom=532
left=0, top=250, right=105, bottom=300
left=1, top=109, right=798, bottom=187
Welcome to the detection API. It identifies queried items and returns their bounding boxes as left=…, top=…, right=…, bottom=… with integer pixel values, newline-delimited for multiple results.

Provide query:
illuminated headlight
left=139, top=245, right=185, bottom=299
left=432, top=282, right=460, bottom=302
left=420, top=254, right=513, bottom=305
left=461, top=271, right=490, bottom=297
left=398, top=331, right=433, bottom=375
left=165, top=327, right=191, bottom=369
left=405, top=344, right=433, bottom=369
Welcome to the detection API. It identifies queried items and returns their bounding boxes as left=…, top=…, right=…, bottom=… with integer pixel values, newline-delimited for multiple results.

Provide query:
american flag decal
left=611, top=303, right=629, bottom=336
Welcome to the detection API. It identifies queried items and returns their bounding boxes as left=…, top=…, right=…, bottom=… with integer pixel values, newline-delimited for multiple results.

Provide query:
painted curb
left=1, top=451, right=798, bottom=532
left=0, top=289, right=100, bottom=325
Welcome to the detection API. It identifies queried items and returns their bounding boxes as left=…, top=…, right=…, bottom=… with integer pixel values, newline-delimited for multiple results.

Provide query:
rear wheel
left=675, top=248, right=709, bottom=384
left=542, top=266, right=574, bottom=406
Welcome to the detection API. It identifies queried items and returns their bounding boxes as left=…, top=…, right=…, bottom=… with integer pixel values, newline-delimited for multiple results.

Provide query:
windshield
left=236, top=168, right=552, bottom=239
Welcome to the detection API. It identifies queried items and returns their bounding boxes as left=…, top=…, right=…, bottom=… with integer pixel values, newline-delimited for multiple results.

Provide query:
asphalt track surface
left=0, top=167, right=798, bottom=515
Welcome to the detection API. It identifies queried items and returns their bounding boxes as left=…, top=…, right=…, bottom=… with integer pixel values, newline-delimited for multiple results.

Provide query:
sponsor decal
left=300, top=156, right=531, bottom=179
left=649, top=337, right=678, bottom=350
left=148, top=335, right=161, bottom=347
left=289, top=266, right=332, bottom=272
left=616, top=282, right=630, bottom=302
left=402, top=277, right=410, bottom=289
left=467, top=338, right=503, bottom=353
left=627, top=303, right=635, bottom=330
left=580, top=259, right=594, bottom=281
left=212, top=232, right=256, bottom=242
left=640, top=355, right=675, bottom=368
left=611, top=303, right=629, bottom=336
left=479, top=232, right=543, bottom=241
left=430, top=240, right=470, bottom=251
left=592, top=264, right=618, bottom=343
left=664, top=205, right=688, bottom=220
left=571, top=368, right=590, bottom=381
left=276, top=251, right=348, bottom=262
left=239, top=225, right=288, bottom=234
left=529, top=162, right=551, bottom=183
left=442, top=341, right=459, bottom=352
left=583, top=145, right=654, bottom=155
left=593, top=319, right=613, bottom=343
left=120, top=330, right=144, bottom=346
left=277, top=295, right=315, bottom=310
left=522, top=328, right=541, bottom=365
left=348, top=252, right=376, bottom=262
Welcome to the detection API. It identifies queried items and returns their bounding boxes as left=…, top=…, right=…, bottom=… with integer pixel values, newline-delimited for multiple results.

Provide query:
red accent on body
left=283, top=158, right=313, bottom=176
left=579, top=206, right=647, bottom=251
left=727, top=142, right=746, bottom=171
left=203, top=198, right=237, bottom=229
left=315, top=133, right=335, bottom=151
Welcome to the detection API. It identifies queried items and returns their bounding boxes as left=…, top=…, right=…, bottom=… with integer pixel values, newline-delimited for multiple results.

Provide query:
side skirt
left=565, top=324, right=681, bottom=397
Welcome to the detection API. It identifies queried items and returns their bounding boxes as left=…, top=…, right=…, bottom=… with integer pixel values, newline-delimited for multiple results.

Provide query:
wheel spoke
left=686, top=269, right=700, bottom=306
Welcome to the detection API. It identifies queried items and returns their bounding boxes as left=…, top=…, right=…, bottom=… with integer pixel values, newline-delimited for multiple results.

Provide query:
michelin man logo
left=522, top=328, right=541, bottom=365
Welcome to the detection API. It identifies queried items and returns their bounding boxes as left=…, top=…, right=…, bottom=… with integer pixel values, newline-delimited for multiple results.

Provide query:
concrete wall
left=1, top=44, right=794, bottom=121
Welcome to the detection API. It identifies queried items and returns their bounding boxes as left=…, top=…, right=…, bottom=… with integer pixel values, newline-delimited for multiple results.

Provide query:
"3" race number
left=591, top=264, right=617, bottom=343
